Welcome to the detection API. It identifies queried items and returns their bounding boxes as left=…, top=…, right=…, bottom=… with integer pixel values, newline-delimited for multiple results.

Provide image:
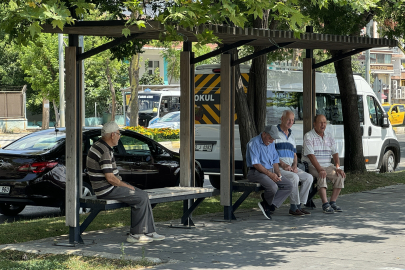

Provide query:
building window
left=401, top=80, right=405, bottom=87
left=370, top=53, right=392, bottom=64
left=148, top=61, right=159, bottom=75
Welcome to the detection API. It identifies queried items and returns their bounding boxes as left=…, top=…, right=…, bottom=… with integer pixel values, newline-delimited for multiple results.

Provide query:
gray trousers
left=102, top=185, right=156, bottom=234
left=247, top=168, right=294, bottom=208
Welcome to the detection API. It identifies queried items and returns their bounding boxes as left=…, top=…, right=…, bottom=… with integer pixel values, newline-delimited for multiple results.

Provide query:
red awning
left=381, top=93, right=387, bottom=99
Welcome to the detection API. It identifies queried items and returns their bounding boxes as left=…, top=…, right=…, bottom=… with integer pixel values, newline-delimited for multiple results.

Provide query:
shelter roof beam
left=77, top=34, right=142, bottom=61
left=191, top=39, right=255, bottom=65
left=313, top=48, right=370, bottom=69
left=232, top=42, right=294, bottom=66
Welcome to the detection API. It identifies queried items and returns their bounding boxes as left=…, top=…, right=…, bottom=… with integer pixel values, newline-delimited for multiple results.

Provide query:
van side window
left=266, top=91, right=363, bottom=125
left=367, top=96, right=383, bottom=126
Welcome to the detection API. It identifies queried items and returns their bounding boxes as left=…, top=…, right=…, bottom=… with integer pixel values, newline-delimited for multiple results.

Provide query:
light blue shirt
left=246, top=133, right=279, bottom=169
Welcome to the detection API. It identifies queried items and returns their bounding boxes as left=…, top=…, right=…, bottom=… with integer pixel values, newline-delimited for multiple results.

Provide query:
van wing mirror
left=381, top=112, right=390, bottom=128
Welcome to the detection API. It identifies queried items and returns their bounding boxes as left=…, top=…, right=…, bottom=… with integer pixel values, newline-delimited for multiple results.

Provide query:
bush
left=124, top=126, right=179, bottom=141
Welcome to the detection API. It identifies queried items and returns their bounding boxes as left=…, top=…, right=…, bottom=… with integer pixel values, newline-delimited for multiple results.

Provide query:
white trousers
left=280, top=168, right=313, bottom=205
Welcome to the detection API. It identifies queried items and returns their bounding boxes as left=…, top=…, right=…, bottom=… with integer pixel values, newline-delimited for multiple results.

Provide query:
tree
left=19, top=33, right=60, bottom=129
left=83, top=35, right=129, bottom=120
left=128, top=53, right=141, bottom=126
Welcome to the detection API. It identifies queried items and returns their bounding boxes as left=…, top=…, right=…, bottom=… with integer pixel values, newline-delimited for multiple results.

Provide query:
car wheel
left=59, top=182, right=95, bottom=215
left=80, top=182, right=95, bottom=214
left=209, top=175, right=220, bottom=189
left=0, top=203, right=26, bottom=216
left=380, top=150, right=395, bottom=173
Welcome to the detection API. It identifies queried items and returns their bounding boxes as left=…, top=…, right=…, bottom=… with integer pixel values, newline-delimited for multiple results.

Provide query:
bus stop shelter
left=42, top=20, right=397, bottom=244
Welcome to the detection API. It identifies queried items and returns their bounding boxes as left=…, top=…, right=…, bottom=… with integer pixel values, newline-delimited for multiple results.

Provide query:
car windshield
left=4, top=132, right=66, bottom=151
left=158, top=112, right=180, bottom=123
left=383, top=106, right=390, bottom=113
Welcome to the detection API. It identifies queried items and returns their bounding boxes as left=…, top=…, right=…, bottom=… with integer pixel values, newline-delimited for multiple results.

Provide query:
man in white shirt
left=302, top=115, right=346, bottom=214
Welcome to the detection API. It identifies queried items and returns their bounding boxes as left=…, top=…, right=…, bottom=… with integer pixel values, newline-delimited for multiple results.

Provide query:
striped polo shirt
left=302, top=129, right=337, bottom=167
left=86, top=139, right=121, bottom=197
left=274, top=125, right=296, bottom=166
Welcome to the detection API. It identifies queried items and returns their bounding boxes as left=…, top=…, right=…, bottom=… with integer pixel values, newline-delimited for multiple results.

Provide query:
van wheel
left=209, top=175, right=220, bottom=189
left=380, top=150, right=395, bottom=173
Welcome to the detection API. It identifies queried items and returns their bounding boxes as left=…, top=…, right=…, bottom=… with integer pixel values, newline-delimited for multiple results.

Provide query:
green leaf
left=122, top=28, right=131, bottom=37
left=27, top=22, right=42, bottom=37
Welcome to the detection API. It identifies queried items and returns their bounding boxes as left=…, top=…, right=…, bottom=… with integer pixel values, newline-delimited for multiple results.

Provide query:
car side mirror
left=381, top=112, right=390, bottom=128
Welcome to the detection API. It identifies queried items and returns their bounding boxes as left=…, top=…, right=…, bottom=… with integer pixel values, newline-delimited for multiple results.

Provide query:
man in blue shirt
left=246, top=125, right=294, bottom=220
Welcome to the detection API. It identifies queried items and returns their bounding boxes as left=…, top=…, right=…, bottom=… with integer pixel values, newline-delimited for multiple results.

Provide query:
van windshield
left=266, top=91, right=364, bottom=126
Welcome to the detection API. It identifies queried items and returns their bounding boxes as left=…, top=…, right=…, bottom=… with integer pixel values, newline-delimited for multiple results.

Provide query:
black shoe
left=258, top=201, right=272, bottom=220
left=260, top=193, right=268, bottom=206
left=261, top=193, right=276, bottom=213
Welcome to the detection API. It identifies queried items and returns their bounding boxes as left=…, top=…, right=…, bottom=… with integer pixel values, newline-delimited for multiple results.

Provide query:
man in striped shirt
left=302, top=115, right=346, bottom=214
left=275, top=110, right=313, bottom=216
left=86, top=121, right=164, bottom=243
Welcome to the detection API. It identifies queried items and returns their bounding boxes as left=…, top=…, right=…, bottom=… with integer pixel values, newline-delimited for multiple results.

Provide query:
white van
left=194, top=67, right=401, bottom=187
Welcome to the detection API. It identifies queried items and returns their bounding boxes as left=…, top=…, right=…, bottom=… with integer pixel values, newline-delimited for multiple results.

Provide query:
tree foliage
left=83, top=36, right=129, bottom=117
left=19, top=33, right=60, bottom=111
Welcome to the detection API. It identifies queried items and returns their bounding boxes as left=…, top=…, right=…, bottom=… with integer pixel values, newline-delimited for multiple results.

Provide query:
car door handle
left=134, top=162, right=141, bottom=166
left=368, top=126, right=372, bottom=136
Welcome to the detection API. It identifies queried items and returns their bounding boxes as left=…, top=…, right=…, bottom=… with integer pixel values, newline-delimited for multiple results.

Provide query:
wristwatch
left=336, top=166, right=341, bottom=170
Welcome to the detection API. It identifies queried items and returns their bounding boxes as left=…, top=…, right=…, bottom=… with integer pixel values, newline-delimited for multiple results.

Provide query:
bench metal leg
left=304, top=184, right=318, bottom=209
left=180, top=198, right=205, bottom=226
left=80, top=209, right=102, bottom=235
left=232, top=190, right=253, bottom=213
left=224, top=206, right=236, bottom=220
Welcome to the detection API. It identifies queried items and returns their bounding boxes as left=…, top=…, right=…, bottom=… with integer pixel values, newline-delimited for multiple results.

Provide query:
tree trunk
left=42, top=98, right=50, bottom=130
left=332, top=50, right=366, bottom=173
left=247, top=12, right=269, bottom=133
left=106, top=59, right=116, bottom=121
left=235, top=11, right=270, bottom=178
left=128, top=53, right=140, bottom=127
left=233, top=52, right=258, bottom=178
left=52, top=99, right=60, bottom=127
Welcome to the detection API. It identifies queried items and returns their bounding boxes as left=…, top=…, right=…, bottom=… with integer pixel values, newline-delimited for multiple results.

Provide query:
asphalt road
left=2, top=133, right=405, bottom=223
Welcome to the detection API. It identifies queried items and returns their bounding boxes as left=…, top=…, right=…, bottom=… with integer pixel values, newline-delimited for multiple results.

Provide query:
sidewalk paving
left=1, top=184, right=405, bottom=270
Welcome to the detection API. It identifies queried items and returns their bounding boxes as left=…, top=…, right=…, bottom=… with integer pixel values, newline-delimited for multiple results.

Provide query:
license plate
left=195, top=144, right=213, bottom=152
left=0, top=186, right=10, bottom=194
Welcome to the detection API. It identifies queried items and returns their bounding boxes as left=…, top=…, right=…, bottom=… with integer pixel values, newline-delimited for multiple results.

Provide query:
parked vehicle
left=124, top=88, right=180, bottom=127
left=382, top=103, right=405, bottom=126
left=148, top=111, right=180, bottom=129
left=193, top=65, right=400, bottom=188
left=0, top=127, right=204, bottom=215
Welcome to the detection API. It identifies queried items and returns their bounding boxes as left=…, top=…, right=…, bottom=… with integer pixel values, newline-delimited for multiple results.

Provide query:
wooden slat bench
left=78, top=187, right=216, bottom=243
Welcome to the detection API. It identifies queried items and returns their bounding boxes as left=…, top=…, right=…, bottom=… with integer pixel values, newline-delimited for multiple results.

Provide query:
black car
left=0, top=127, right=204, bottom=215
